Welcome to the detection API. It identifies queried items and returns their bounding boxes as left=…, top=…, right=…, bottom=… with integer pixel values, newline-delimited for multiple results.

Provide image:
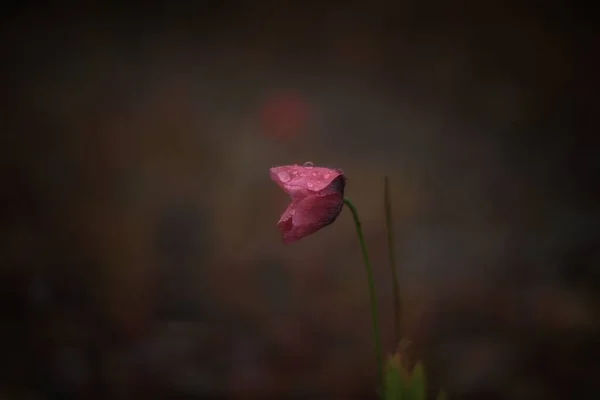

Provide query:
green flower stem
left=384, top=176, right=402, bottom=345
left=343, top=198, right=384, bottom=392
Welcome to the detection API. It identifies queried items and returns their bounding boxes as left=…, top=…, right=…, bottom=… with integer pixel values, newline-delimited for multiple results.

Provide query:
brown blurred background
left=1, top=1, right=598, bottom=399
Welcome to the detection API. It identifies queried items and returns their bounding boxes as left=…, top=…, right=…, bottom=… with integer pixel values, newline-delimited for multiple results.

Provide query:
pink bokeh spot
left=260, top=92, right=309, bottom=141
left=270, top=163, right=346, bottom=244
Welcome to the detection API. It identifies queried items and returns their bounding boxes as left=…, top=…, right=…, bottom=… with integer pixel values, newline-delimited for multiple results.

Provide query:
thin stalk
left=343, top=198, right=383, bottom=392
left=384, top=176, right=402, bottom=345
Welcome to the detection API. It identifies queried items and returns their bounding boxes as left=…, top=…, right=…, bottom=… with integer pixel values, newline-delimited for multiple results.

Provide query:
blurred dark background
left=1, top=1, right=598, bottom=399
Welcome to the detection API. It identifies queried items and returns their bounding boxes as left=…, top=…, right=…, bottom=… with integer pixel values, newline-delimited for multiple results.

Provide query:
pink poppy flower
left=270, top=163, right=346, bottom=244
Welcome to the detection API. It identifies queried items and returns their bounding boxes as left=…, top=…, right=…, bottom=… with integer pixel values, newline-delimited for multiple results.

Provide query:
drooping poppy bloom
left=270, top=163, right=346, bottom=244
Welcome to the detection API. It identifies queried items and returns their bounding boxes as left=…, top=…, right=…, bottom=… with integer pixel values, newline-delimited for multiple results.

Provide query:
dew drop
left=303, top=161, right=315, bottom=168
left=278, top=171, right=291, bottom=182
left=324, top=173, right=330, bottom=179
left=307, top=181, right=313, bottom=187
left=312, top=172, right=318, bottom=176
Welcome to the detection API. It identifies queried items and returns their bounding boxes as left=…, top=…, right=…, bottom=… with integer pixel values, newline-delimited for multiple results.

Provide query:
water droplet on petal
left=278, top=171, right=291, bottom=182
left=307, top=181, right=313, bottom=187
left=312, top=172, right=318, bottom=176
left=303, top=161, right=314, bottom=168
left=324, top=173, right=330, bottom=179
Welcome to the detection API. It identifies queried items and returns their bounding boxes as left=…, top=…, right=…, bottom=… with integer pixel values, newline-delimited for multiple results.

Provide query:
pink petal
left=277, top=190, right=345, bottom=244
left=269, top=164, right=343, bottom=196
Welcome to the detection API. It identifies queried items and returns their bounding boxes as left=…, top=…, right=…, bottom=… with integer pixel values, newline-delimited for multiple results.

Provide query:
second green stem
left=385, top=176, right=402, bottom=345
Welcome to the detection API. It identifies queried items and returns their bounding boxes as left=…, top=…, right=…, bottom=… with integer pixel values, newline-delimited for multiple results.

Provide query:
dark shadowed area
left=1, top=1, right=598, bottom=399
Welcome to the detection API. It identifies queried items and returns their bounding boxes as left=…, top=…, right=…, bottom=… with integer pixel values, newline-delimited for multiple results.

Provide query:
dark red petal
left=276, top=190, right=344, bottom=244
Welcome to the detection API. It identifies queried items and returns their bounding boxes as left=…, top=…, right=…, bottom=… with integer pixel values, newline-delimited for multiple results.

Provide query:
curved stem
left=384, top=176, right=402, bottom=345
left=343, top=198, right=383, bottom=391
